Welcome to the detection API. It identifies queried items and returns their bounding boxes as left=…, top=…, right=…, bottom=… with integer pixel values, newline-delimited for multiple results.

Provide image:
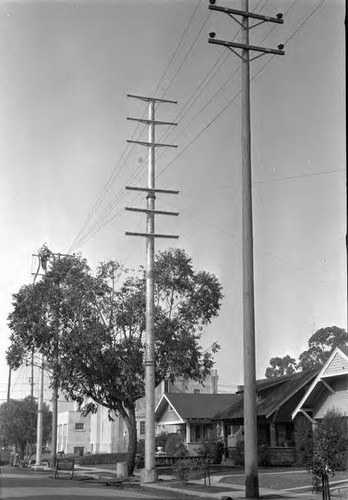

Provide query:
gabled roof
left=215, top=369, right=318, bottom=421
left=292, top=347, right=348, bottom=420
left=155, top=393, right=238, bottom=422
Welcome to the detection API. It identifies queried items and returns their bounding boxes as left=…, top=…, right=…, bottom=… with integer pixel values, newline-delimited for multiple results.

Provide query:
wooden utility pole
left=208, top=1, right=284, bottom=497
left=125, top=94, right=178, bottom=483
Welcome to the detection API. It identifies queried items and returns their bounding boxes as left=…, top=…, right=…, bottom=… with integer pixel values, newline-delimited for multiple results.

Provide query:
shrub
left=306, top=408, right=348, bottom=492
left=172, top=458, right=197, bottom=484
left=165, top=433, right=185, bottom=456
left=294, top=415, right=313, bottom=466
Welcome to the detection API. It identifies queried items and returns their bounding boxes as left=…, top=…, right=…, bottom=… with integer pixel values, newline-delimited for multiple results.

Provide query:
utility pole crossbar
left=127, top=93, right=177, bottom=104
left=125, top=231, right=179, bottom=239
left=125, top=93, right=178, bottom=485
left=125, top=207, right=179, bottom=216
left=208, top=38, right=285, bottom=56
left=127, top=117, right=177, bottom=126
left=127, top=139, right=177, bottom=148
left=208, top=2, right=284, bottom=498
left=126, top=186, right=179, bottom=195
left=208, top=5, right=284, bottom=24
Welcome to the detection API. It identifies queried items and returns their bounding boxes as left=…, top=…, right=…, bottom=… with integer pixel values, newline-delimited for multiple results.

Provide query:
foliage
left=294, top=415, right=313, bottom=466
left=298, top=327, right=348, bottom=371
left=197, top=431, right=224, bottom=464
left=165, top=433, right=186, bottom=457
left=172, top=458, right=200, bottom=484
left=0, top=397, right=52, bottom=459
left=155, top=431, right=169, bottom=451
left=7, top=248, right=222, bottom=474
left=265, top=326, right=348, bottom=377
left=306, top=409, right=348, bottom=492
left=265, top=355, right=298, bottom=378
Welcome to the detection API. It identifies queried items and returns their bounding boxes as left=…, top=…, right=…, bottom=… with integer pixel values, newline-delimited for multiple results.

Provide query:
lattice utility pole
left=125, top=94, right=178, bottom=484
left=208, top=1, right=284, bottom=498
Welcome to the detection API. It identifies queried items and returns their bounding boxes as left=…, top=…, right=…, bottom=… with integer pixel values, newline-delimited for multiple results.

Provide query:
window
left=194, top=389, right=200, bottom=394
left=140, top=421, right=146, bottom=435
left=75, top=422, right=84, bottom=431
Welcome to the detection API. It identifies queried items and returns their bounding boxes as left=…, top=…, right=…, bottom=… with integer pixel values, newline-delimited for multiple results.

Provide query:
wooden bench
left=54, top=458, right=75, bottom=480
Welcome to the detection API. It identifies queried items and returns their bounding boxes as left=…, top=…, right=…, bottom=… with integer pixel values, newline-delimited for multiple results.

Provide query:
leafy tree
left=265, top=326, right=348, bottom=377
left=306, top=408, right=348, bottom=492
left=0, top=396, right=52, bottom=459
left=265, top=355, right=298, bottom=378
left=7, top=248, right=222, bottom=473
left=298, top=326, right=348, bottom=371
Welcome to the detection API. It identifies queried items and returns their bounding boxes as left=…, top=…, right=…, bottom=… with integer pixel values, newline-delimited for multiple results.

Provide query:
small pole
left=7, top=365, right=11, bottom=403
left=30, top=349, right=34, bottom=399
left=35, top=354, right=44, bottom=465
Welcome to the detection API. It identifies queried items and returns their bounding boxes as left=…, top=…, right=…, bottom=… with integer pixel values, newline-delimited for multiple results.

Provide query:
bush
left=197, top=439, right=224, bottom=464
left=172, top=458, right=198, bottom=483
left=294, top=415, right=313, bottom=466
left=306, top=408, right=348, bottom=492
left=165, top=433, right=186, bottom=456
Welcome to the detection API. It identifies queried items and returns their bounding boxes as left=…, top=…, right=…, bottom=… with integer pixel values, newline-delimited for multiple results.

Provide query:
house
left=155, top=392, right=235, bottom=456
left=213, top=369, right=319, bottom=465
left=292, top=347, right=348, bottom=424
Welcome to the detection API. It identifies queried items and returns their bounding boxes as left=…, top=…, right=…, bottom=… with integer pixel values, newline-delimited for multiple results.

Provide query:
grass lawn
left=220, top=469, right=348, bottom=491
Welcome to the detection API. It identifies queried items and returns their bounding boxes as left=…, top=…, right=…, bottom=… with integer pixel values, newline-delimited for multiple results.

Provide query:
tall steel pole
left=125, top=93, right=178, bottom=483
left=144, top=99, right=156, bottom=482
left=241, top=1, right=258, bottom=497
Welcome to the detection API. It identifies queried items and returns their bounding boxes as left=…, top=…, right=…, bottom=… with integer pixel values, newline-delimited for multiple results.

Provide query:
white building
left=57, top=370, right=219, bottom=456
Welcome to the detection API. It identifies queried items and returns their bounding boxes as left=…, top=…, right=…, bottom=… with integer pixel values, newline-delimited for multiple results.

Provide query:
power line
left=69, top=2, right=274, bottom=250
left=70, top=0, right=329, bottom=252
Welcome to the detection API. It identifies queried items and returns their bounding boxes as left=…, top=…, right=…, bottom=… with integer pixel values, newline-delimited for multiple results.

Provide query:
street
left=0, top=467, right=198, bottom=500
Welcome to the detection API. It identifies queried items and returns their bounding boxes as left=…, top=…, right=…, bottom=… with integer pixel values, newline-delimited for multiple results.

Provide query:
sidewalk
left=74, top=464, right=348, bottom=500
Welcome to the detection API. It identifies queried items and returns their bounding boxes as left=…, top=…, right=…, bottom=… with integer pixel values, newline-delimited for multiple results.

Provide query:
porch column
left=270, top=423, right=276, bottom=447
left=186, top=423, right=191, bottom=444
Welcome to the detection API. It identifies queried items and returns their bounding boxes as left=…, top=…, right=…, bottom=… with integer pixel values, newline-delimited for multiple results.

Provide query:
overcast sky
left=0, top=0, right=345, bottom=402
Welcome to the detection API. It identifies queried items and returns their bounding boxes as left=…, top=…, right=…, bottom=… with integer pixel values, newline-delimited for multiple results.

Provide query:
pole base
left=140, top=468, right=158, bottom=484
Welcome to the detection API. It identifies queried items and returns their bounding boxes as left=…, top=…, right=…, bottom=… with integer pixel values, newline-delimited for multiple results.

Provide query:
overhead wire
left=71, top=1, right=252, bottom=248
left=71, top=0, right=327, bottom=250
left=68, top=0, right=205, bottom=253
left=155, top=0, right=326, bottom=182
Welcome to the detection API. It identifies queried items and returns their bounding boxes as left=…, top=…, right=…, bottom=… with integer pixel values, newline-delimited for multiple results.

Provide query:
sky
left=0, top=0, right=346, bottom=403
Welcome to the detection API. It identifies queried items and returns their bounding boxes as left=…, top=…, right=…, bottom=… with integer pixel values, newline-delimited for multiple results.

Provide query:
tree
left=298, top=326, right=348, bottom=371
left=7, top=248, right=222, bottom=473
left=265, top=355, right=298, bottom=378
left=306, top=408, right=348, bottom=492
left=0, top=396, right=52, bottom=459
left=265, top=326, right=348, bottom=377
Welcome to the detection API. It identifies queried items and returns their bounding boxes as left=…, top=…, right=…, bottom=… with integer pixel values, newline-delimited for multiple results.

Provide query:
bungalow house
left=292, top=347, right=348, bottom=424
left=155, top=393, right=236, bottom=456
left=215, top=370, right=318, bottom=448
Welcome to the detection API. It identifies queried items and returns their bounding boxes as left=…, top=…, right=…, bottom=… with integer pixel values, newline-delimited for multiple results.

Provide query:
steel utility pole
left=126, top=93, right=178, bottom=483
left=208, top=1, right=284, bottom=498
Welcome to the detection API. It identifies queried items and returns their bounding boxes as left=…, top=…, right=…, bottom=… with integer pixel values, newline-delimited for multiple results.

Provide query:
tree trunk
left=118, top=403, right=138, bottom=476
